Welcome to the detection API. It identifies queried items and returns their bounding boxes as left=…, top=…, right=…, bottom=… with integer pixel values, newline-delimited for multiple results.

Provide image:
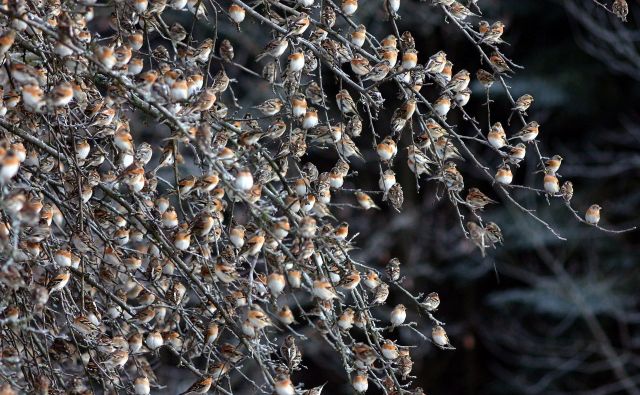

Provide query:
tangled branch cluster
left=0, top=0, right=634, bottom=393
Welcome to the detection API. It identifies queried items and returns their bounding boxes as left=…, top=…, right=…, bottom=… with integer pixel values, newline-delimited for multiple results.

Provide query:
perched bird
left=254, top=98, right=284, bottom=116
left=487, top=122, right=507, bottom=149
left=363, top=60, right=392, bottom=82
left=355, top=192, right=380, bottom=210
left=342, top=0, right=358, bottom=16
left=433, top=95, right=451, bottom=118
left=485, top=222, right=503, bottom=245
left=180, top=376, right=213, bottom=394
left=377, top=136, right=398, bottom=162
left=512, top=94, right=534, bottom=113
left=585, top=204, right=601, bottom=225
left=445, top=69, right=470, bottom=93
left=543, top=171, right=560, bottom=195
left=561, top=181, right=574, bottom=202
left=284, top=13, right=311, bottom=37
left=425, top=51, right=447, bottom=74
left=508, top=143, right=527, bottom=164
left=495, top=165, right=513, bottom=185
left=476, top=68, right=495, bottom=89
left=613, top=0, right=628, bottom=22
left=512, top=121, right=539, bottom=143
left=423, top=292, right=440, bottom=311
left=228, top=4, right=246, bottom=24
left=432, top=325, right=453, bottom=348
left=545, top=155, right=563, bottom=174
left=352, top=373, right=368, bottom=393
left=481, top=21, right=506, bottom=44
left=256, top=37, right=288, bottom=61
left=274, top=373, right=295, bottom=395
left=465, top=187, right=497, bottom=210
left=351, top=25, right=367, bottom=47
left=390, top=304, right=407, bottom=328
left=449, top=1, right=479, bottom=20
left=489, top=51, right=513, bottom=74
left=336, top=89, right=359, bottom=115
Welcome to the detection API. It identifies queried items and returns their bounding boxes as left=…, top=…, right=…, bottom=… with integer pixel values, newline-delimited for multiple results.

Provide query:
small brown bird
left=512, top=121, right=540, bottom=142
left=512, top=94, right=534, bottom=113
left=390, top=304, right=407, bottom=328
left=561, top=181, right=574, bottom=202
left=342, top=0, right=358, bottom=15
left=585, top=204, right=601, bottom=225
left=487, top=122, right=507, bottom=149
left=423, top=292, right=440, bottom=311
left=465, top=187, right=497, bottom=211
left=495, top=165, right=513, bottom=185
left=228, top=4, right=246, bottom=24
left=543, top=172, right=560, bottom=195
left=613, top=0, right=628, bottom=22
left=352, top=372, right=368, bottom=393
left=180, top=376, right=213, bottom=394
left=476, top=68, right=495, bottom=89
left=545, top=155, right=563, bottom=174
left=432, top=325, right=453, bottom=348
left=351, top=24, right=367, bottom=47
left=425, top=51, right=447, bottom=74
left=489, top=51, right=512, bottom=74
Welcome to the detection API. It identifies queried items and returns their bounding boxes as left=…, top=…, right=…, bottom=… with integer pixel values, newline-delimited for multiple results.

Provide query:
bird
left=432, top=325, right=453, bottom=348
left=284, top=13, right=311, bottom=37
left=445, top=69, right=470, bottom=93
left=336, top=89, right=359, bottom=115
left=512, top=94, right=534, bottom=113
left=228, top=4, right=246, bottom=24
left=543, top=172, right=560, bottom=195
left=312, top=280, right=339, bottom=300
left=48, top=271, right=71, bottom=293
left=545, top=155, right=563, bottom=174
left=256, top=37, right=288, bottom=61
left=585, top=204, right=601, bottom=225
left=425, top=51, right=447, bottom=74
left=350, top=55, right=372, bottom=76
left=423, top=292, right=440, bottom=311
left=508, top=143, right=527, bottom=164
left=495, top=165, right=513, bottom=185
left=512, top=121, right=540, bottom=143
left=355, top=192, right=380, bottom=210
left=454, top=88, right=472, bottom=107
left=476, top=68, right=495, bottom=89
left=465, top=187, right=497, bottom=210
left=351, top=25, right=367, bottom=47
left=274, top=373, right=296, bottom=395
left=352, top=373, right=368, bottom=393
left=377, top=136, right=398, bottom=162
left=613, top=0, right=628, bottom=22
left=481, top=21, right=506, bottom=44
left=362, top=60, right=392, bottom=82
left=487, top=122, right=507, bottom=149
left=254, top=98, right=284, bottom=116
left=489, top=51, right=513, bottom=74
left=381, top=339, right=399, bottom=360
left=561, top=181, right=574, bottom=202
left=336, top=135, right=364, bottom=161
left=485, top=222, right=503, bottom=245
left=449, top=1, right=479, bottom=20
left=390, top=304, right=407, bottom=329
left=180, top=376, right=213, bottom=394
left=341, top=0, right=358, bottom=16
left=433, top=95, right=451, bottom=118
